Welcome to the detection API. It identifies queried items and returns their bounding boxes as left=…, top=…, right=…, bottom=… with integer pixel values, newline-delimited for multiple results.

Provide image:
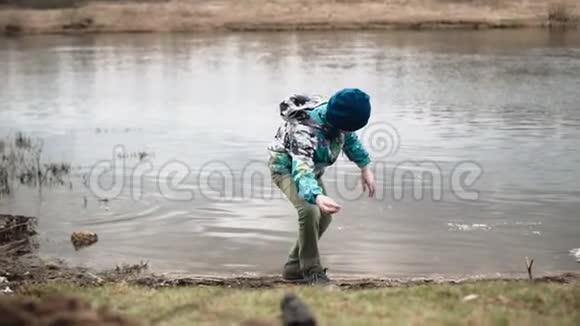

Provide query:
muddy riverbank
left=1, top=0, right=579, bottom=35
left=1, top=213, right=579, bottom=291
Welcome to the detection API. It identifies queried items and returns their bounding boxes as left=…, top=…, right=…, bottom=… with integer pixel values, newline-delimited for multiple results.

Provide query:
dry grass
left=17, top=280, right=580, bottom=325
left=0, top=0, right=579, bottom=34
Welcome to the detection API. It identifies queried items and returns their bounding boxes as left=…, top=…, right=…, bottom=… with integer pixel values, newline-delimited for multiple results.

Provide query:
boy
left=268, top=88, right=376, bottom=284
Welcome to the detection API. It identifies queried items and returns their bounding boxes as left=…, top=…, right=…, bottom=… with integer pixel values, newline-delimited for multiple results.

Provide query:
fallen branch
left=0, top=238, right=33, bottom=256
left=0, top=222, right=32, bottom=234
left=525, top=256, right=534, bottom=280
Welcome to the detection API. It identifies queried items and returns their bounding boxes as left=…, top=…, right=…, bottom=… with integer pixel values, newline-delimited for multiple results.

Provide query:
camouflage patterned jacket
left=268, top=94, right=370, bottom=204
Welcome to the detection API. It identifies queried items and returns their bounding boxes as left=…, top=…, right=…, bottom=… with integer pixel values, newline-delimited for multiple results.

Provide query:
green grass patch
left=18, top=280, right=580, bottom=325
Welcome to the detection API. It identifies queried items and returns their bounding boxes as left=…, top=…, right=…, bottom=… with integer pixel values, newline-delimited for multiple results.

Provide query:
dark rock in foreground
left=281, top=293, right=316, bottom=326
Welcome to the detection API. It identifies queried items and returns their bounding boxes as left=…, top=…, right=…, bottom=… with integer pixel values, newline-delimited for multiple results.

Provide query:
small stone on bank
left=1, top=286, right=13, bottom=294
left=462, top=294, right=478, bottom=302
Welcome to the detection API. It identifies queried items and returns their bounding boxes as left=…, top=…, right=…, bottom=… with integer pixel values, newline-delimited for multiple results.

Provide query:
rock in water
left=281, top=293, right=316, bottom=326
left=70, top=231, right=98, bottom=250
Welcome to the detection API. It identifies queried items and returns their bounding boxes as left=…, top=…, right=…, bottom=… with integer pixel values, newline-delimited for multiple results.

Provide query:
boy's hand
left=315, top=195, right=341, bottom=214
left=361, top=167, right=376, bottom=197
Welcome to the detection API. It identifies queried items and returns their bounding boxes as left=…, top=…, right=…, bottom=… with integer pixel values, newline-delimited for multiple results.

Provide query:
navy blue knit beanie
left=326, top=88, right=371, bottom=132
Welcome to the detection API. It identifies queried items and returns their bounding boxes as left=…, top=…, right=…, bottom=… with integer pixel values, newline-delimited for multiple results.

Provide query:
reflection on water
left=1, top=30, right=579, bottom=277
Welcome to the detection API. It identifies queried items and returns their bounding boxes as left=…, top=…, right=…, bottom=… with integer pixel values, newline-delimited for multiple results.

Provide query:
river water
left=1, top=30, right=579, bottom=278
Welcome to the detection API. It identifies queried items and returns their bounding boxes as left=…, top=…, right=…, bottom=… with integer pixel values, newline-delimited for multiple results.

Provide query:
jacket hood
left=278, top=94, right=326, bottom=122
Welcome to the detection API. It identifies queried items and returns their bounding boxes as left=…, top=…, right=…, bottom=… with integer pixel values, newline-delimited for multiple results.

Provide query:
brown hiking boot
left=303, top=268, right=330, bottom=285
left=282, top=262, right=303, bottom=281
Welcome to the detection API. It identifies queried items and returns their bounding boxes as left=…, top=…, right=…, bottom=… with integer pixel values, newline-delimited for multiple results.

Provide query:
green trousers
left=271, top=173, right=332, bottom=273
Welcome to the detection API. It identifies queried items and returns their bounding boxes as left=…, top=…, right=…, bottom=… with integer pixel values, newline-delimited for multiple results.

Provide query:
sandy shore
left=0, top=0, right=579, bottom=35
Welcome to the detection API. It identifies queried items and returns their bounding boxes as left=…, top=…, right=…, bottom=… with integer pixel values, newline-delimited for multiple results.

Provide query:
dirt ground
left=0, top=295, right=139, bottom=326
left=0, top=0, right=579, bottom=35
